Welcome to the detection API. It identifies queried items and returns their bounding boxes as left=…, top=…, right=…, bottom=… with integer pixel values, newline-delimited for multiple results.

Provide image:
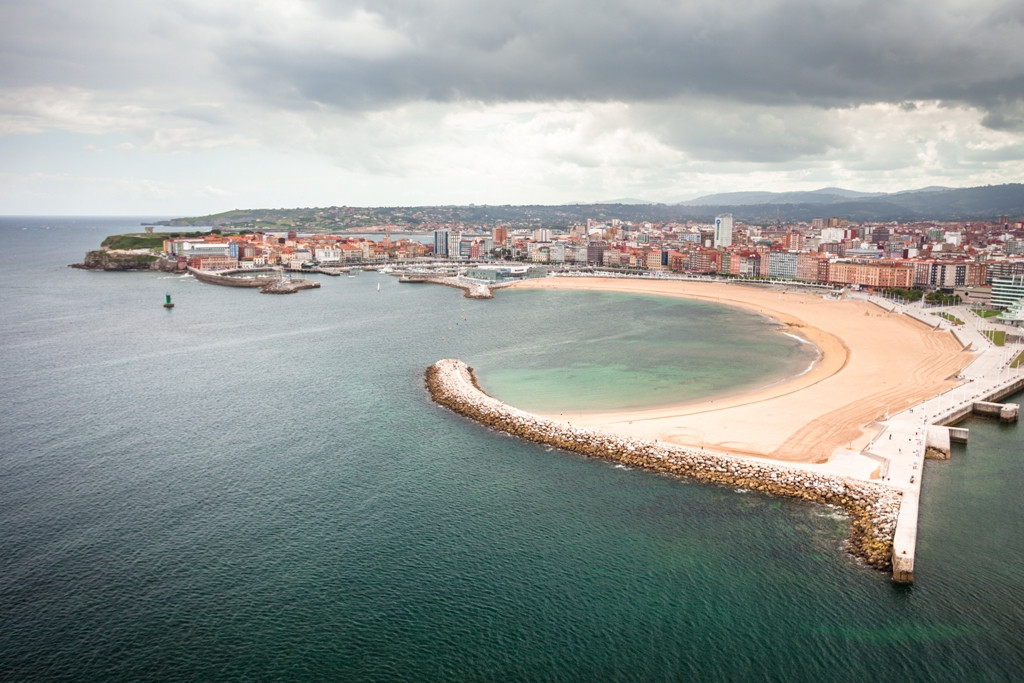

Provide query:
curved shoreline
left=426, top=359, right=901, bottom=570
left=502, top=278, right=968, bottom=468
left=510, top=277, right=850, bottom=418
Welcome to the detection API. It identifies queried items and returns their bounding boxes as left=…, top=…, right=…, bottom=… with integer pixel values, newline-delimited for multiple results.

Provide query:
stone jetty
left=187, top=267, right=320, bottom=294
left=398, top=274, right=502, bottom=298
left=258, top=278, right=321, bottom=294
left=426, top=358, right=902, bottom=572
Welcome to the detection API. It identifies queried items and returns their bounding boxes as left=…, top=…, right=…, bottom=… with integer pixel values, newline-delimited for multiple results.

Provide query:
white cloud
left=1, top=0, right=1024, bottom=213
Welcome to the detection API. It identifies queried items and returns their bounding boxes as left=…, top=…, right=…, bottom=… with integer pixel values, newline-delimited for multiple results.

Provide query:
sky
left=2, top=0, right=1024, bottom=215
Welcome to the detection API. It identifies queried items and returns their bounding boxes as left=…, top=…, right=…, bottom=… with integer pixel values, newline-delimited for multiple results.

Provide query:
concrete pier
left=925, top=426, right=951, bottom=459
left=948, top=427, right=969, bottom=443
left=862, top=297, right=1024, bottom=583
left=973, top=400, right=1016, bottom=421
left=891, top=490, right=918, bottom=583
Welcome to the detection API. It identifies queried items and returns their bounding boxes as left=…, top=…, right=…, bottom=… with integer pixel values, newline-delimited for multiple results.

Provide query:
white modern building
left=714, top=214, right=733, bottom=248
left=998, top=298, right=1024, bottom=326
left=992, top=275, right=1024, bottom=309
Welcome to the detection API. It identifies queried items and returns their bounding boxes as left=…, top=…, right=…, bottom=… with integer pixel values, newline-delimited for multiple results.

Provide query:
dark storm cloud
left=3, top=0, right=1022, bottom=125
left=3, top=0, right=1024, bottom=204
left=203, top=0, right=1024, bottom=123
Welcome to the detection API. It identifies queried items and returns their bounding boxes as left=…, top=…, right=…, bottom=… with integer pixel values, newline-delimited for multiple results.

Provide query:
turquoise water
left=472, top=290, right=816, bottom=412
left=2, top=217, right=1024, bottom=681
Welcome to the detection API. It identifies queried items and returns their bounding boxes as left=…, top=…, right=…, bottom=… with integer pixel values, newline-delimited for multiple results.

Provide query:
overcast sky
left=3, top=0, right=1024, bottom=215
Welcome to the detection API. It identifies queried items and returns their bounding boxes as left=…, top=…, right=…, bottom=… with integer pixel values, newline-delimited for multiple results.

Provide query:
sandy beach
left=507, top=277, right=971, bottom=478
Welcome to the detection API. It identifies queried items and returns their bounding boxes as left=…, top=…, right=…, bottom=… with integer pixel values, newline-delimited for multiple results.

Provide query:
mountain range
left=674, top=186, right=939, bottom=206
left=599, top=184, right=1024, bottom=222
left=166, top=183, right=1024, bottom=230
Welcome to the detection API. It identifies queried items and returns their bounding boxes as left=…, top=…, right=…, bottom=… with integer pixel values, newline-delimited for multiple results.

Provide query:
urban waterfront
left=2, top=217, right=1024, bottom=681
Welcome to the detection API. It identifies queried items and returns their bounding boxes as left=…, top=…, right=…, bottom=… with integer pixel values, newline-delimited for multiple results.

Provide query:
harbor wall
left=426, top=359, right=902, bottom=572
left=187, top=267, right=278, bottom=287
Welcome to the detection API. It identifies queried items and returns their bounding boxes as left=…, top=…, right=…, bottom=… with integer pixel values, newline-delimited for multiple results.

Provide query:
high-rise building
left=433, top=229, right=449, bottom=257
left=449, top=232, right=463, bottom=259
left=714, top=214, right=733, bottom=248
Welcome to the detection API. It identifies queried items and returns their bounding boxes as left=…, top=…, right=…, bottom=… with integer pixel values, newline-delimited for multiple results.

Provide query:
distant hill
left=892, top=186, right=952, bottom=195
left=677, top=187, right=883, bottom=206
left=163, top=184, right=1024, bottom=230
left=689, top=184, right=1024, bottom=222
left=595, top=197, right=656, bottom=205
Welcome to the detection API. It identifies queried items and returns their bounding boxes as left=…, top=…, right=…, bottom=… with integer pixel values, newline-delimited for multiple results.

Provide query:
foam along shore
left=506, top=277, right=970, bottom=479
left=426, top=358, right=901, bottom=570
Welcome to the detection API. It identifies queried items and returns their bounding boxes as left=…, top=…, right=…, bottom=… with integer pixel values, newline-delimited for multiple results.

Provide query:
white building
left=992, top=275, right=1024, bottom=309
left=714, top=214, right=733, bottom=248
left=314, top=246, right=341, bottom=263
left=447, top=232, right=462, bottom=260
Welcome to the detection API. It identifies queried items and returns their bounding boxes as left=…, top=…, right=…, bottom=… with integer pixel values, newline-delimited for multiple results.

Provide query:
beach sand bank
left=505, top=277, right=970, bottom=480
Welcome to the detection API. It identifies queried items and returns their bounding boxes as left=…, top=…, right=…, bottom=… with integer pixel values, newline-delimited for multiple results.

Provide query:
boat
left=377, top=282, right=381, bottom=292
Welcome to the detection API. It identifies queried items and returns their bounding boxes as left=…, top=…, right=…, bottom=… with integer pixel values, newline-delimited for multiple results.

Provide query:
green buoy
left=163, top=294, right=174, bottom=309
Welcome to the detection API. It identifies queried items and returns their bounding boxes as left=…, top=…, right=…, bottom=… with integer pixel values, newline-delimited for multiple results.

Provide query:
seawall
left=187, top=267, right=320, bottom=294
left=426, top=358, right=902, bottom=572
left=187, top=267, right=279, bottom=287
left=398, top=273, right=520, bottom=298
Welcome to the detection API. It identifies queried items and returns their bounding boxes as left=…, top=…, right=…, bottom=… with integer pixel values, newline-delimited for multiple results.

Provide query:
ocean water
left=471, top=289, right=816, bottom=412
left=2, top=217, right=1024, bottom=681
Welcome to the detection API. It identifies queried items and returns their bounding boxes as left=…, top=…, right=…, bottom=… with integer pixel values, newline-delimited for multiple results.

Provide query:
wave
left=782, top=331, right=815, bottom=345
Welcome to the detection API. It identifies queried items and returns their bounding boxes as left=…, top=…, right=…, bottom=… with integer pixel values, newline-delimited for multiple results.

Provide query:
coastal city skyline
left=3, top=0, right=1024, bottom=215
left=83, top=204, right=1024, bottom=321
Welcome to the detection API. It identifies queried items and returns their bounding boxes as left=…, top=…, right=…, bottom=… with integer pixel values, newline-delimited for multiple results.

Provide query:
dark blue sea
left=2, top=217, right=1023, bottom=681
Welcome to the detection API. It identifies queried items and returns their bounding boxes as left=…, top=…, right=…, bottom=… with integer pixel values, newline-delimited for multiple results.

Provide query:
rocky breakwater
left=405, top=275, right=494, bottom=299
left=259, top=278, right=321, bottom=294
left=426, top=358, right=901, bottom=572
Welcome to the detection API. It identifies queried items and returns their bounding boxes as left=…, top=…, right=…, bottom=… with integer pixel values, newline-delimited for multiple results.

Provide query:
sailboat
left=377, top=282, right=381, bottom=292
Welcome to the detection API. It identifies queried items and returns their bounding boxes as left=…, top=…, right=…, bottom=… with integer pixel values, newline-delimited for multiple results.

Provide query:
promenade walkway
left=857, top=294, right=1023, bottom=581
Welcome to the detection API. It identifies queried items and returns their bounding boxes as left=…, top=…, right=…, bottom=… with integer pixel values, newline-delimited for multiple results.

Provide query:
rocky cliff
left=71, top=250, right=176, bottom=272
